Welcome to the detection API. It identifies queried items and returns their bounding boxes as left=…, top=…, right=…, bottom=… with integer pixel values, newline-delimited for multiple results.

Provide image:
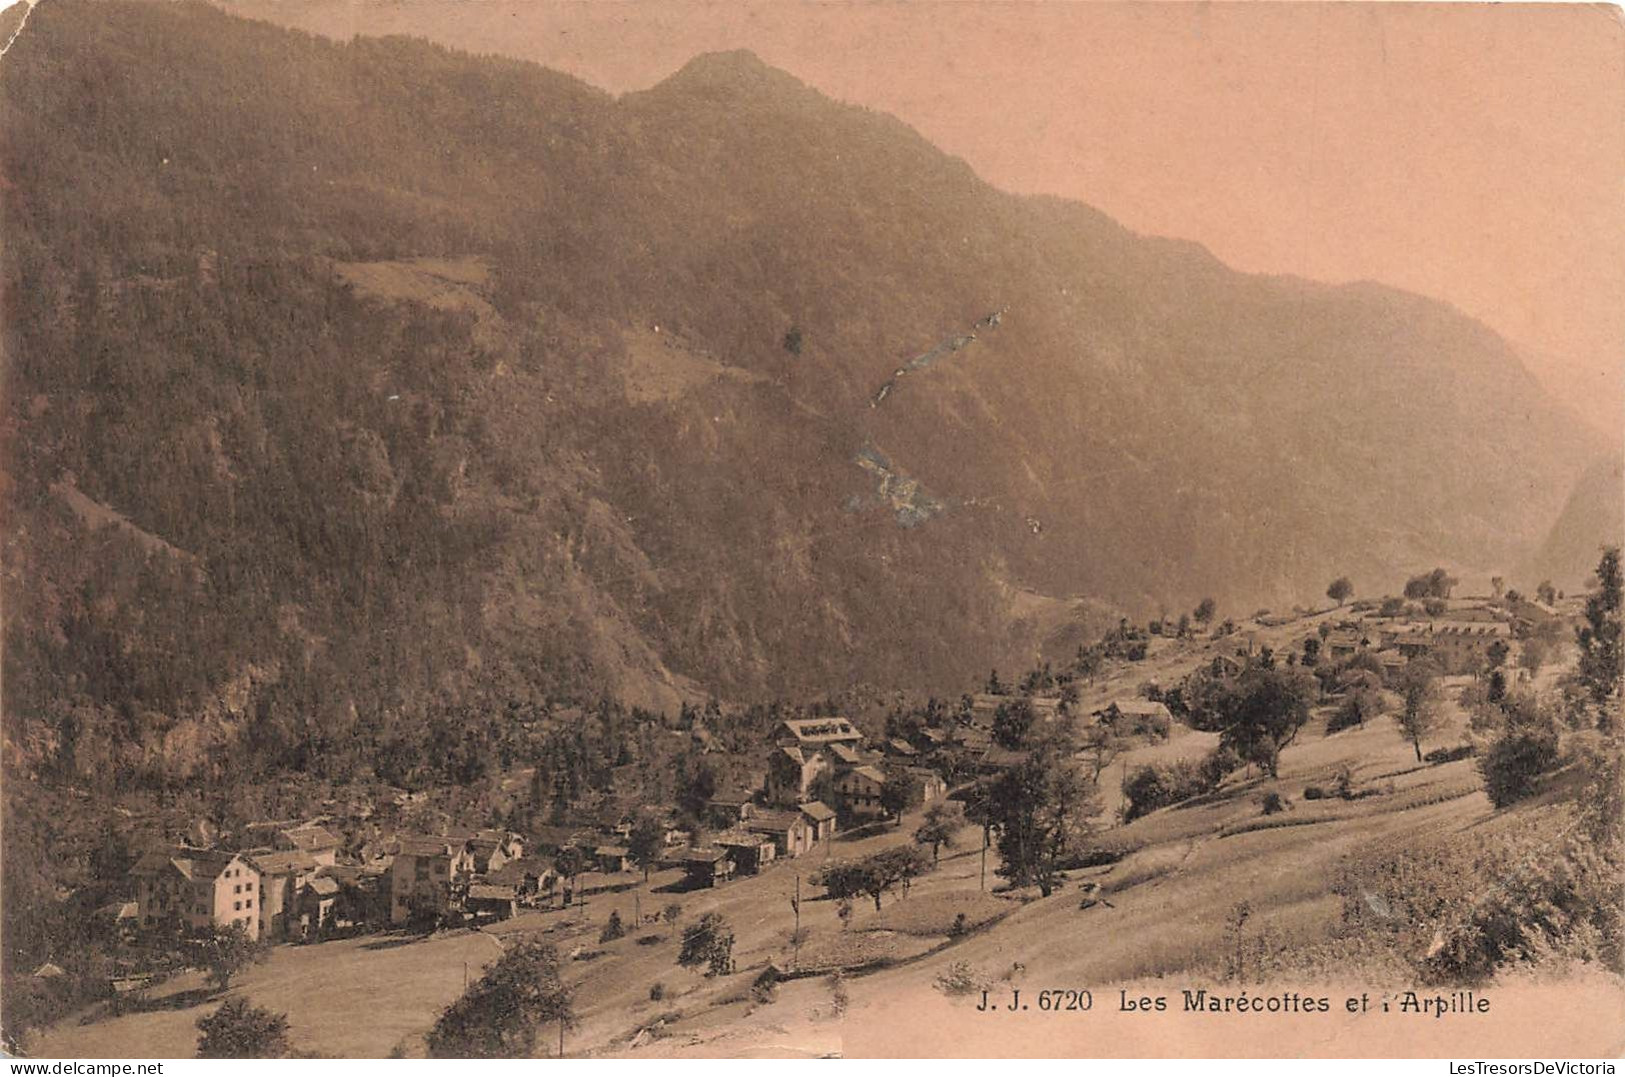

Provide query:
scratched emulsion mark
left=869, top=306, right=1008, bottom=407
left=0, top=0, right=40, bottom=59
left=853, top=446, right=944, bottom=528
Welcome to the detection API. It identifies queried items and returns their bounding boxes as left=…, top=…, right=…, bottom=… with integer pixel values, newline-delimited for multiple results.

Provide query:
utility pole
left=790, top=874, right=802, bottom=969
left=980, top=823, right=988, bottom=892
left=634, top=892, right=641, bottom=927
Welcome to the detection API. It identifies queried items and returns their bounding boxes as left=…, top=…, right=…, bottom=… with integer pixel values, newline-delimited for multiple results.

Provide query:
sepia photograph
left=0, top=0, right=1620, bottom=1062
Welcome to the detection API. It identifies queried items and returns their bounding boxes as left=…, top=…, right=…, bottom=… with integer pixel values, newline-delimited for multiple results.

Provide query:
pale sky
left=215, top=2, right=1625, bottom=437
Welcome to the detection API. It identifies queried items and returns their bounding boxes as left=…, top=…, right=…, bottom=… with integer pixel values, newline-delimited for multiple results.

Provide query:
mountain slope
left=1523, top=453, right=1625, bottom=591
left=0, top=1, right=1605, bottom=783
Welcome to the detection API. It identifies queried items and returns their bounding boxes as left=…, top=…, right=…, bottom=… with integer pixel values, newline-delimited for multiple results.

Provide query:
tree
left=1404, top=568, right=1458, bottom=601
left=986, top=726, right=1099, bottom=896
left=991, top=699, right=1036, bottom=750
left=913, top=802, right=962, bottom=864
left=1395, top=660, right=1444, bottom=762
left=1478, top=696, right=1561, bottom=808
left=196, top=998, right=289, bottom=1059
left=1576, top=547, right=1622, bottom=726
left=879, top=764, right=921, bottom=824
left=1536, top=579, right=1558, bottom=606
left=1327, top=577, right=1353, bottom=606
left=626, top=815, right=665, bottom=882
left=675, top=753, right=719, bottom=821
left=677, top=913, right=734, bottom=977
left=553, top=846, right=587, bottom=907
left=1518, top=638, right=1549, bottom=679
left=187, top=922, right=264, bottom=993
left=1328, top=669, right=1383, bottom=733
left=1078, top=720, right=1124, bottom=782
left=427, top=940, right=576, bottom=1058
left=599, top=910, right=625, bottom=943
left=661, top=903, right=683, bottom=926
left=1491, top=576, right=1506, bottom=600
left=1188, top=664, right=1318, bottom=777
left=1193, top=597, right=1217, bottom=626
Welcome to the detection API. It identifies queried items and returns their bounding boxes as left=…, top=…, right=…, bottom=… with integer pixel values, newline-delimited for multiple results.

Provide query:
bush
left=1303, top=786, right=1327, bottom=800
left=196, top=998, right=290, bottom=1059
left=1123, top=760, right=1209, bottom=821
left=1261, top=792, right=1287, bottom=815
left=599, top=911, right=625, bottom=943
left=750, top=966, right=780, bottom=1005
left=1065, top=834, right=1144, bottom=868
left=1479, top=723, right=1560, bottom=808
left=648, top=982, right=666, bottom=1002
left=1424, top=744, right=1475, bottom=765
left=948, top=913, right=969, bottom=938
left=933, top=960, right=983, bottom=997
left=1199, top=745, right=1243, bottom=788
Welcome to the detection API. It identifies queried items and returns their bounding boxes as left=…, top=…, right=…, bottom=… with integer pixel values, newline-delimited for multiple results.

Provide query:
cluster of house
left=1323, top=611, right=1516, bottom=681
left=131, top=823, right=362, bottom=943
left=125, top=712, right=1068, bottom=943
left=679, top=717, right=948, bottom=887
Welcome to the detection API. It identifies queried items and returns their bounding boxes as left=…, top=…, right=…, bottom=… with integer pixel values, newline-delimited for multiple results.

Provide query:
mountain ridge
left=0, top=0, right=1609, bottom=784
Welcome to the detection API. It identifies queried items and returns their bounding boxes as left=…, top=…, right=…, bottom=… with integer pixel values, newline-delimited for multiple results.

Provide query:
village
left=31, top=569, right=1582, bottom=1053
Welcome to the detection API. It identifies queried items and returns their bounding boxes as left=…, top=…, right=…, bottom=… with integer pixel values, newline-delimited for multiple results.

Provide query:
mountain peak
left=653, top=49, right=814, bottom=101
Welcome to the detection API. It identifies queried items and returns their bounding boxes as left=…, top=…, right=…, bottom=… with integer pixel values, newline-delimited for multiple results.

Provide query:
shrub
left=648, top=982, right=666, bottom=1002
left=933, top=960, right=983, bottom=997
left=1303, top=786, right=1327, bottom=800
left=1261, top=792, right=1287, bottom=815
left=1424, top=744, right=1475, bottom=765
left=948, top=913, right=969, bottom=938
left=827, top=971, right=849, bottom=1015
left=677, top=913, right=734, bottom=977
left=1123, top=760, right=1209, bottom=821
left=1479, top=722, right=1560, bottom=808
left=750, top=966, right=780, bottom=1005
left=196, top=998, right=290, bottom=1059
left=1199, top=744, right=1243, bottom=788
left=599, top=911, right=625, bottom=943
left=1065, top=834, right=1144, bottom=868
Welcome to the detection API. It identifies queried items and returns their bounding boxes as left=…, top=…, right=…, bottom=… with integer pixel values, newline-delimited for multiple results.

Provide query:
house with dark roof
left=466, top=883, right=517, bottom=921
left=775, top=717, right=864, bottom=749
left=132, top=847, right=261, bottom=939
left=834, top=764, right=889, bottom=819
left=746, top=810, right=814, bottom=858
left=244, top=849, right=319, bottom=942
left=298, top=875, right=341, bottom=936
left=594, top=845, right=631, bottom=874
left=276, top=825, right=342, bottom=866
left=978, top=745, right=1030, bottom=775
left=387, top=835, right=474, bottom=925
left=681, top=847, right=735, bottom=888
left=713, top=830, right=776, bottom=874
left=766, top=744, right=833, bottom=808
left=798, top=801, right=837, bottom=844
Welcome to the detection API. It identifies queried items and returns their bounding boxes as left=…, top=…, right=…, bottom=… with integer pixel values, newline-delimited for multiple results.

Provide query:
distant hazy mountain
left=1523, top=454, right=1625, bottom=592
left=0, top=2, right=1604, bottom=777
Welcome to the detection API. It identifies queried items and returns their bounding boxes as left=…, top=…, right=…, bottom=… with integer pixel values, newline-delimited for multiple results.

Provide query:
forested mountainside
left=0, top=0, right=1604, bottom=785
